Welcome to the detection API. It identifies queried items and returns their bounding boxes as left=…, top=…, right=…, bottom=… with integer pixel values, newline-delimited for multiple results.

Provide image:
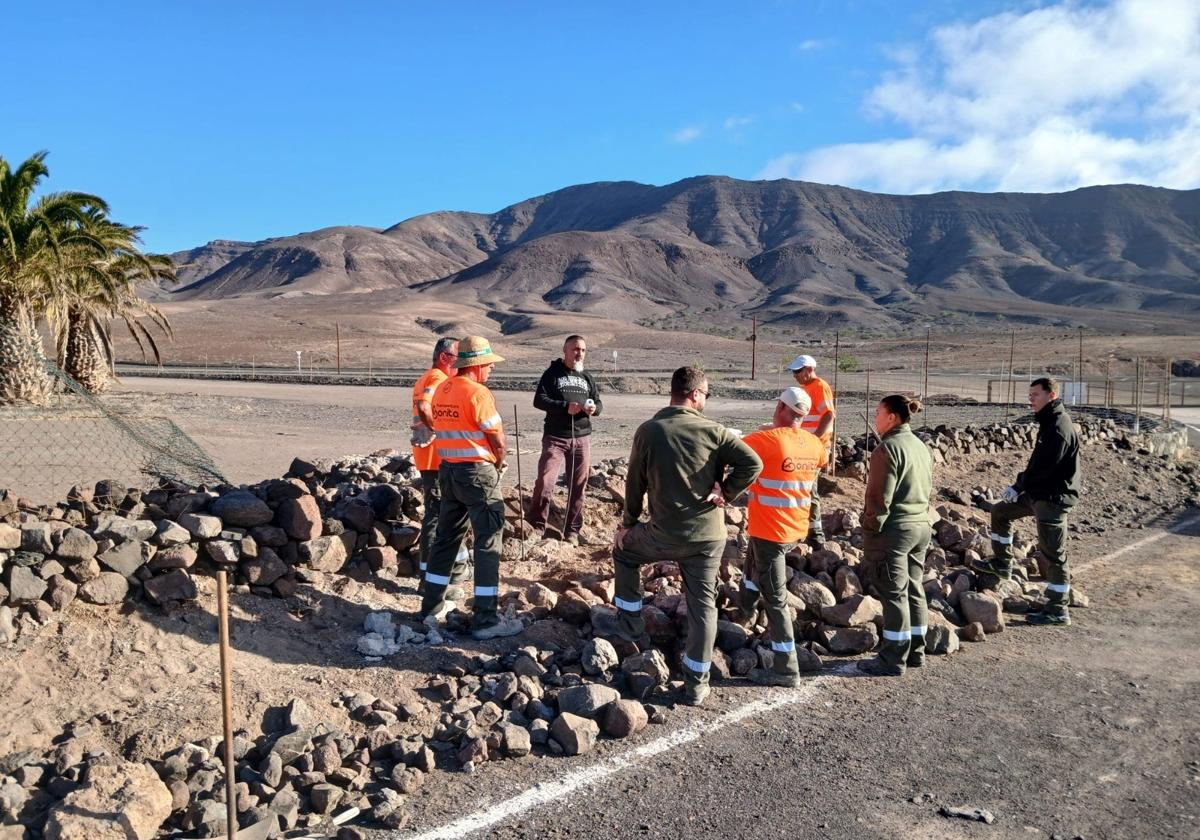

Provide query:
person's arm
left=622, top=427, right=648, bottom=527
left=1017, top=418, right=1066, bottom=491
left=477, top=394, right=507, bottom=464
left=416, top=397, right=436, bottom=430
left=860, top=445, right=894, bottom=532
left=814, top=382, right=836, bottom=440
left=533, top=367, right=566, bottom=414
left=718, top=432, right=762, bottom=502
left=484, top=429, right=507, bottom=465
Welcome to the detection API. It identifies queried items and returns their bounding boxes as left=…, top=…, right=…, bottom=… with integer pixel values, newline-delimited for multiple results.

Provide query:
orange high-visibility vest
left=411, top=367, right=449, bottom=472
left=800, top=376, right=835, bottom=446
left=742, top=426, right=828, bottom=543
left=431, top=376, right=502, bottom=464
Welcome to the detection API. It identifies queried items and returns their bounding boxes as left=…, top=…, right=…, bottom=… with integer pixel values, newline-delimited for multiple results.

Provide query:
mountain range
left=165, top=176, right=1200, bottom=331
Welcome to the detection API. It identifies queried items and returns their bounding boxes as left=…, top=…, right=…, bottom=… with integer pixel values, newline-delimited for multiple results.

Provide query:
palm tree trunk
left=0, top=289, right=53, bottom=405
left=63, top=309, right=111, bottom=394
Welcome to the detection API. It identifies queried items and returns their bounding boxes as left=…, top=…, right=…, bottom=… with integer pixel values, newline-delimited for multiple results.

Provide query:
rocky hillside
left=167, top=177, right=1200, bottom=329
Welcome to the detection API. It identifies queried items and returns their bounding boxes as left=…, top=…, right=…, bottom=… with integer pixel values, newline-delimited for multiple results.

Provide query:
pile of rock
left=0, top=451, right=455, bottom=646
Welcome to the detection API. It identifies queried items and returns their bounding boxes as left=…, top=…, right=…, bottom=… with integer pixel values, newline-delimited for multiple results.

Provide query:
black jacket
left=1016, top=399, right=1080, bottom=506
left=533, top=359, right=603, bottom=438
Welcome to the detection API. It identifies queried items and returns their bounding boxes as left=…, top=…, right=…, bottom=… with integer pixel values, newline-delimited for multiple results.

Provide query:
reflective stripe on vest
left=431, top=377, right=500, bottom=463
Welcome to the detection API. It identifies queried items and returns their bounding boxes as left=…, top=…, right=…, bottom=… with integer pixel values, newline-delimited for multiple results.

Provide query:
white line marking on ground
left=396, top=513, right=1200, bottom=840
left=398, top=664, right=856, bottom=840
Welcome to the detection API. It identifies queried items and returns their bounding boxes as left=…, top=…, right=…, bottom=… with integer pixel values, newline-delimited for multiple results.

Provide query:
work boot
left=1026, top=610, right=1071, bottom=626
left=806, top=532, right=826, bottom=550
left=445, top=584, right=466, bottom=603
left=471, top=616, right=525, bottom=640
left=969, top=558, right=1013, bottom=582
left=564, top=533, right=580, bottom=547
left=421, top=600, right=454, bottom=626
left=856, top=656, right=905, bottom=677
left=749, top=669, right=800, bottom=688
left=906, top=654, right=925, bottom=669
left=680, top=682, right=711, bottom=707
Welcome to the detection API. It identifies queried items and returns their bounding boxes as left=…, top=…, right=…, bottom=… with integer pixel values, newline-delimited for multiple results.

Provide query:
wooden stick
left=216, top=569, right=238, bottom=840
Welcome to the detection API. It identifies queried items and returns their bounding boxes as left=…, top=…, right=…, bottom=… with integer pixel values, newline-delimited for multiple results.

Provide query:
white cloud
left=796, top=39, right=825, bottom=52
left=759, top=0, right=1200, bottom=193
left=723, top=115, right=754, bottom=131
left=671, top=125, right=704, bottom=144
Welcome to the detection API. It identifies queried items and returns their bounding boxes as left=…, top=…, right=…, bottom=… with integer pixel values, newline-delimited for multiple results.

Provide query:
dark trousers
left=865, top=521, right=930, bottom=668
left=739, top=537, right=799, bottom=676
left=419, top=470, right=470, bottom=584
left=421, top=462, right=504, bottom=628
left=613, top=524, right=725, bottom=689
left=528, top=433, right=591, bottom=536
left=991, top=494, right=1071, bottom=615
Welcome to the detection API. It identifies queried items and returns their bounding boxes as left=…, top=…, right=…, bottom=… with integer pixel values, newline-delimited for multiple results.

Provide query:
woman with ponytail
left=858, top=395, right=934, bottom=677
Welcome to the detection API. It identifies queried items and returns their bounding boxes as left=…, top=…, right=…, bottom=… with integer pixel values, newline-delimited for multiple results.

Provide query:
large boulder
left=6, top=566, right=47, bottom=603
left=276, top=496, right=322, bottom=541
left=143, top=571, right=198, bottom=605
left=55, top=527, right=98, bottom=562
left=602, top=700, right=648, bottom=738
left=211, top=490, right=273, bottom=528
left=43, top=760, right=172, bottom=840
left=0, top=524, right=20, bottom=550
left=580, top=638, right=619, bottom=676
left=556, top=684, right=620, bottom=718
left=178, top=513, right=222, bottom=539
left=959, top=591, right=1005, bottom=633
left=97, top=541, right=148, bottom=578
left=550, top=713, right=599, bottom=756
left=820, top=594, right=883, bottom=628
left=823, top=624, right=879, bottom=655
left=79, top=572, right=130, bottom=605
left=787, top=572, right=836, bottom=617
left=299, top=536, right=347, bottom=573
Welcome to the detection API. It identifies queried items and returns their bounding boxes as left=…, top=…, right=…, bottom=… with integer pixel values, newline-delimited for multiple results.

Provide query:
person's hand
left=567, top=402, right=583, bottom=416
left=497, top=461, right=510, bottom=478
left=705, top=482, right=725, bottom=507
left=584, top=404, right=596, bottom=416
left=1002, top=485, right=1019, bottom=503
left=614, top=526, right=630, bottom=550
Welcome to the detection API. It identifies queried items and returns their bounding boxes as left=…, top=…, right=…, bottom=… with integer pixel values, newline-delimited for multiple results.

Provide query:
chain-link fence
left=0, top=323, right=225, bottom=503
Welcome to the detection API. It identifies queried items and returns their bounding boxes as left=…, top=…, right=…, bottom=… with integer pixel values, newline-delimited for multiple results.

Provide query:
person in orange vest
left=411, top=338, right=471, bottom=593
left=738, top=387, right=828, bottom=687
left=420, top=336, right=522, bottom=640
left=787, top=354, right=836, bottom=548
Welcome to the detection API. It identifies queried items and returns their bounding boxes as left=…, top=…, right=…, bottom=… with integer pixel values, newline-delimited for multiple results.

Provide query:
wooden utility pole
left=216, top=570, right=238, bottom=840
left=750, top=317, right=757, bottom=380
left=335, top=323, right=342, bottom=375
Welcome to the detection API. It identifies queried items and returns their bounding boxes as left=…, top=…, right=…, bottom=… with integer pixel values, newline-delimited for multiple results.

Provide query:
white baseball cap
left=778, top=387, right=812, bottom=416
left=787, top=354, right=817, bottom=371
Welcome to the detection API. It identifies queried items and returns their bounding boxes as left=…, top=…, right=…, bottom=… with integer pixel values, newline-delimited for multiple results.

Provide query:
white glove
left=1002, top=486, right=1019, bottom=503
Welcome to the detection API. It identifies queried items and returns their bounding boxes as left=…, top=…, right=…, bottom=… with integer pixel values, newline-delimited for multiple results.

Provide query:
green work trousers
left=421, top=462, right=504, bottom=628
left=739, top=537, right=799, bottom=676
left=864, top=521, right=930, bottom=669
left=990, top=494, right=1071, bottom=616
left=614, top=524, right=725, bottom=690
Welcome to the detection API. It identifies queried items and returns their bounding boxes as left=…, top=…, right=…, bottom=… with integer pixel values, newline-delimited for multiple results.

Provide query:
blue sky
left=7, top=0, right=1197, bottom=252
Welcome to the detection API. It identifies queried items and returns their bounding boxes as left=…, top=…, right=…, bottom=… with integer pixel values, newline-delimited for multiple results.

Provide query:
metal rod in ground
left=1004, top=330, right=1016, bottom=422
left=923, top=328, right=930, bottom=429
left=830, top=330, right=840, bottom=477
left=864, top=361, right=871, bottom=448
left=335, top=322, right=342, bottom=375
left=1163, top=357, right=1172, bottom=423
left=750, top=316, right=757, bottom=380
left=512, top=405, right=527, bottom=561
left=1134, top=356, right=1142, bottom=434
left=216, top=569, right=238, bottom=840
left=1078, top=326, right=1084, bottom=404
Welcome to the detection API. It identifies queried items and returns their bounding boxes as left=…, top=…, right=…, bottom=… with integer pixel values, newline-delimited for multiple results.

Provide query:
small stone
left=499, top=722, right=531, bottom=757
left=55, top=527, right=98, bottom=562
left=143, top=570, right=198, bottom=605
left=276, top=496, right=323, bottom=541
left=299, top=536, right=347, bottom=573
left=211, top=490, right=274, bottom=527
left=715, top=619, right=750, bottom=652
left=97, top=540, right=148, bottom=578
left=820, top=593, right=883, bottom=627
left=153, top=520, right=192, bottom=547
left=960, top=621, right=987, bottom=642
left=6, top=566, right=47, bottom=603
left=823, top=624, right=879, bottom=655
left=959, top=591, right=1004, bottom=633
left=556, top=684, right=620, bottom=718
left=309, top=783, right=343, bottom=814
left=179, top=513, right=223, bottom=539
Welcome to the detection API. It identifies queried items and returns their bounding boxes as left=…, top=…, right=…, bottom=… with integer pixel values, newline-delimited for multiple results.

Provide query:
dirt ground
left=1, top=402, right=1197, bottom=838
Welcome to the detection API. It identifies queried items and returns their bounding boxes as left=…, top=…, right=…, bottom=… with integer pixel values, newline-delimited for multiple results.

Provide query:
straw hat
left=455, top=336, right=505, bottom=366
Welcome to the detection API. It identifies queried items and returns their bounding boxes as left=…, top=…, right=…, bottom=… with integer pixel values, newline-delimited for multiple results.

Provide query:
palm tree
left=46, top=208, right=176, bottom=393
left=0, top=151, right=104, bottom=404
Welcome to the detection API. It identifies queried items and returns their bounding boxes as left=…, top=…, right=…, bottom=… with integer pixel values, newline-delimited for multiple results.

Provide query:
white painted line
left=394, top=514, right=1200, bottom=840
left=395, top=664, right=856, bottom=840
left=1074, top=513, right=1200, bottom=574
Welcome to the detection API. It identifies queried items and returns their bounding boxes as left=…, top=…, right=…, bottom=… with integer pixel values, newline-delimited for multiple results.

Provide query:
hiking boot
left=421, top=599, right=454, bottom=626
left=749, top=669, right=800, bottom=688
left=680, top=683, right=711, bottom=707
left=969, top=558, right=1013, bottom=582
left=564, top=533, right=580, bottom=547
left=470, top=616, right=525, bottom=640
left=445, top=584, right=467, bottom=603
left=906, top=655, right=925, bottom=669
left=856, top=656, right=905, bottom=677
left=1026, top=611, right=1071, bottom=626
left=806, top=532, right=826, bottom=550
